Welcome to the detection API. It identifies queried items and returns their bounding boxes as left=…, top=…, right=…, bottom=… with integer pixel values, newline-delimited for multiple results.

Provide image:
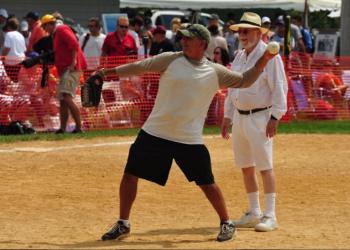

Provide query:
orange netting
left=0, top=54, right=349, bottom=132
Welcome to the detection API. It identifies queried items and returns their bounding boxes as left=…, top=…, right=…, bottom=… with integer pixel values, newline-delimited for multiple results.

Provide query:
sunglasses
left=119, top=25, right=129, bottom=29
left=88, top=24, right=97, bottom=28
left=214, top=51, right=221, bottom=55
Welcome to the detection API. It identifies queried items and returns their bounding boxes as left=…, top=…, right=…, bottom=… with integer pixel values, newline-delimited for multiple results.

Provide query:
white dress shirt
left=224, top=40, right=288, bottom=120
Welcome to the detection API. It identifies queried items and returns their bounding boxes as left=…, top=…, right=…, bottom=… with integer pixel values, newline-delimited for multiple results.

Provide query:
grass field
left=0, top=120, right=349, bottom=144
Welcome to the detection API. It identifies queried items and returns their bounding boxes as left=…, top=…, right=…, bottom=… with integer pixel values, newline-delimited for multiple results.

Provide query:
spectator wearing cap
left=149, top=25, right=174, bottom=56
left=273, top=15, right=305, bottom=53
left=0, top=8, right=9, bottom=54
left=101, top=16, right=137, bottom=57
left=20, top=20, right=30, bottom=47
left=206, top=13, right=228, bottom=61
left=291, top=14, right=314, bottom=53
left=41, top=14, right=87, bottom=134
left=52, top=11, right=64, bottom=26
left=25, top=11, right=47, bottom=54
left=2, top=17, right=26, bottom=82
left=270, top=17, right=287, bottom=55
left=261, top=16, right=274, bottom=43
left=79, top=17, right=106, bottom=70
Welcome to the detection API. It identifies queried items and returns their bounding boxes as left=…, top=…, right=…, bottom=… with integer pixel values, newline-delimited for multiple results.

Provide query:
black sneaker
left=217, top=221, right=236, bottom=242
left=101, top=221, right=130, bottom=241
left=71, top=128, right=83, bottom=134
left=55, top=128, right=65, bottom=134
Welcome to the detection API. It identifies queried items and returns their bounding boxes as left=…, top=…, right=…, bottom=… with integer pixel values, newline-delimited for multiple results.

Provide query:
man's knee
left=242, top=166, right=255, bottom=176
left=199, top=183, right=219, bottom=193
left=122, top=173, right=139, bottom=184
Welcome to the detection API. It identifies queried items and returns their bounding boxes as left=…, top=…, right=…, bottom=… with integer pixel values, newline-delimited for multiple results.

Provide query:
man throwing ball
left=93, top=24, right=278, bottom=242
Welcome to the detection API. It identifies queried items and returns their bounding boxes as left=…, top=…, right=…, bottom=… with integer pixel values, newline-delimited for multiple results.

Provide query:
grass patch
left=0, top=120, right=349, bottom=144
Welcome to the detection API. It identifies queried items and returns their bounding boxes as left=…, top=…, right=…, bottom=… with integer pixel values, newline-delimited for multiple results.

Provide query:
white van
left=151, top=10, right=224, bottom=39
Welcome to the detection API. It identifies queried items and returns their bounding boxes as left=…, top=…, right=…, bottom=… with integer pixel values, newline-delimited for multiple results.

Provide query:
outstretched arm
left=95, top=52, right=182, bottom=79
left=215, top=42, right=280, bottom=89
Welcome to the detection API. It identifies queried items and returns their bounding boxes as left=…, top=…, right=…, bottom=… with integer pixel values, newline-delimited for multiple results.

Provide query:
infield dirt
left=1, top=134, right=349, bottom=249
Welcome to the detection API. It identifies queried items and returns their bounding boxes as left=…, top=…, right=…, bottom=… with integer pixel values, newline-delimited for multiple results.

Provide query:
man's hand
left=221, top=118, right=232, bottom=140
left=266, top=119, right=279, bottom=138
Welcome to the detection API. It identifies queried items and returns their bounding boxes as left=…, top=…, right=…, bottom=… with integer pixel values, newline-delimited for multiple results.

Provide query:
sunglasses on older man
left=119, top=25, right=129, bottom=29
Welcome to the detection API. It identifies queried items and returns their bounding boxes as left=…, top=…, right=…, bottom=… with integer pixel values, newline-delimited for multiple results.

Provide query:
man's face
left=238, top=28, right=261, bottom=50
left=117, top=18, right=129, bottom=37
left=181, top=35, right=205, bottom=57
left=42, top=23, right=55, bottom=34
left=88, top=21, right=100, bottom=35
left=0, top=16, right=6, bottom=25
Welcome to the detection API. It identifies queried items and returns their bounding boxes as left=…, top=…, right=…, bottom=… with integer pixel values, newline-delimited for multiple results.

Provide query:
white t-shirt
left=3, top=31, right=26, bottom=65
left=79, top=33, right=106, bottom=70
left=114, top=52, right=262, bottom=144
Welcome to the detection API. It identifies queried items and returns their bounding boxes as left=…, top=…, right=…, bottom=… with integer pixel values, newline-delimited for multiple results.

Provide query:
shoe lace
left=260, top=216, right=270, bottom=223
left=220, top=223, right=232, bottom=234
left=109, top=222, right=125, bottom=234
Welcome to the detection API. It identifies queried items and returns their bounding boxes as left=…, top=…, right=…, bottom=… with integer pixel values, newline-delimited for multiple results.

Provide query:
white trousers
left=231, top=109, right=273, bottom=171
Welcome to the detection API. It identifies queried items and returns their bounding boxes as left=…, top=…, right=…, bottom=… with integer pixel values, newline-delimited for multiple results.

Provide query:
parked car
left=150, top=10, right=224, bottom=39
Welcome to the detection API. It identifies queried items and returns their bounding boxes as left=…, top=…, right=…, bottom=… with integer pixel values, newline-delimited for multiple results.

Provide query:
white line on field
left=0, top=135, right=221, bottom=153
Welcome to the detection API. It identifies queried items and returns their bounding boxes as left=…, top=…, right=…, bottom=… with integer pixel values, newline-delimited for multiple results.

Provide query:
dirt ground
left=1, top=134, right=350, bottom=249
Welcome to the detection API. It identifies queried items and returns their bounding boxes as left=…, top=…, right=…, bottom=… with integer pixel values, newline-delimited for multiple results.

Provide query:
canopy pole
left=304, top=0, right=309, bottom=28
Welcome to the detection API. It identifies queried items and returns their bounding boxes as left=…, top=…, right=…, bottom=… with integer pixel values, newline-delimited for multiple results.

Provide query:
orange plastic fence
left=0, top=54, right=349, bottom=132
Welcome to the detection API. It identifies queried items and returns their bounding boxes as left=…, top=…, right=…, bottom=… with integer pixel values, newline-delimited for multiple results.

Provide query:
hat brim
left=177, top=29, right=195, bottom=38
left=230, top=23, right=268, bottom=34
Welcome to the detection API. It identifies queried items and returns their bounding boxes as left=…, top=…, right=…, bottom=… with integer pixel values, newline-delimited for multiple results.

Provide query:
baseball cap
left=152, top=25, right=166, bottom=35
left=177, top=24, right=210, bottom=44
left=276, top=15, right=285, bottom=25
left=25, top=11, right=39, bottom=21
left=20, top=20, right=29, bottom=31
left=262, top=16, right=271, bottom=24
left=0, top=8, right=8, bottom=18
left=209, top=13, right=219, bottom=20
left=41, top=14, right=56, bottom=26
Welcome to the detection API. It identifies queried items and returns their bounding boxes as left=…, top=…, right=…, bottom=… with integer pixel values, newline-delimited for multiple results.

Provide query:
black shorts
left=125, top=130, right=215, bottom=186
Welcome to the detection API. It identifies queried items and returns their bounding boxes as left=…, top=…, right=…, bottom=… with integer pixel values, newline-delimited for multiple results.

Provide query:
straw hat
left=230, top=12, right=268, bottom=34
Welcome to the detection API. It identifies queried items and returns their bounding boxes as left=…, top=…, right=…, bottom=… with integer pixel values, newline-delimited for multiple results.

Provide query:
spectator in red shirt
left=25, top=11, right=47, bottom=54
left=41, top=14, right=87, bottom=134
left=101, top=16, right=137, bottom=57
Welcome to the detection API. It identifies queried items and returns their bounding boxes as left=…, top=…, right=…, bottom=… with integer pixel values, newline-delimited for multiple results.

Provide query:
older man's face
left=117, top=18, right=129, bottom=36
left=238, top=28, right=261, bottom=51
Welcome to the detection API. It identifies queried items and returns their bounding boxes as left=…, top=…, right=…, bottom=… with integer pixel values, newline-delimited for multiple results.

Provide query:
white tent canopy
left=120, top=0, right=341, bottom=12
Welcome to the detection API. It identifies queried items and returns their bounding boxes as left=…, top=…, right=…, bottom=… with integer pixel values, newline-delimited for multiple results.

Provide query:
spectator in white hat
left=20, top=20, right=30, bottom=47
left=261, top=16, right=274, bottom=43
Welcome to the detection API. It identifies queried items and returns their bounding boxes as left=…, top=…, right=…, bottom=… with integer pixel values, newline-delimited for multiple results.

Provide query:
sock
left=118, top=219, right=130, bottom=227
left=221, top=219, right=233, bottom=225
left=264, top=193, right=276, bottom=218
left=247, top=191, right=261, bottom=216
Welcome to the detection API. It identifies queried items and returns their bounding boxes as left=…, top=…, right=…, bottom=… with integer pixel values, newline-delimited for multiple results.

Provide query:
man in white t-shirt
left=2, top=18, right=26, bottom=82
left=93, top=24, right=277, bottom=243
left=79, top=17, right=105, bottom=70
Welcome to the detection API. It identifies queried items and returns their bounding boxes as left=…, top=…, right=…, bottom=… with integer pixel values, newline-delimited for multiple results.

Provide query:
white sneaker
left=233, top=212, right=262, bottom=228
left=255, top=216, right=278, bottom=232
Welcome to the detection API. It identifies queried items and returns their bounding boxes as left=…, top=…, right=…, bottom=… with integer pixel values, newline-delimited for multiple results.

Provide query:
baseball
left=267, top=42, right=280, bottom=55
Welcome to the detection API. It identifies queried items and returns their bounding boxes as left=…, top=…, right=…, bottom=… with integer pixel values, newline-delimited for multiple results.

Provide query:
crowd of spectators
left=0, top=7, right=349, bottom=129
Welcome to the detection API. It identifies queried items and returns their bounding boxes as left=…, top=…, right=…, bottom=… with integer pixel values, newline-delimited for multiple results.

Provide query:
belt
left=237, top=106, right=271, bottom=115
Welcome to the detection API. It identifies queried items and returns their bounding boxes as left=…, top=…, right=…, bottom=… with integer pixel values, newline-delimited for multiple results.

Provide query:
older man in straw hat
left=92, top=23, right=279, bottom=242
left=221, top=12, right=288, bottom=232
